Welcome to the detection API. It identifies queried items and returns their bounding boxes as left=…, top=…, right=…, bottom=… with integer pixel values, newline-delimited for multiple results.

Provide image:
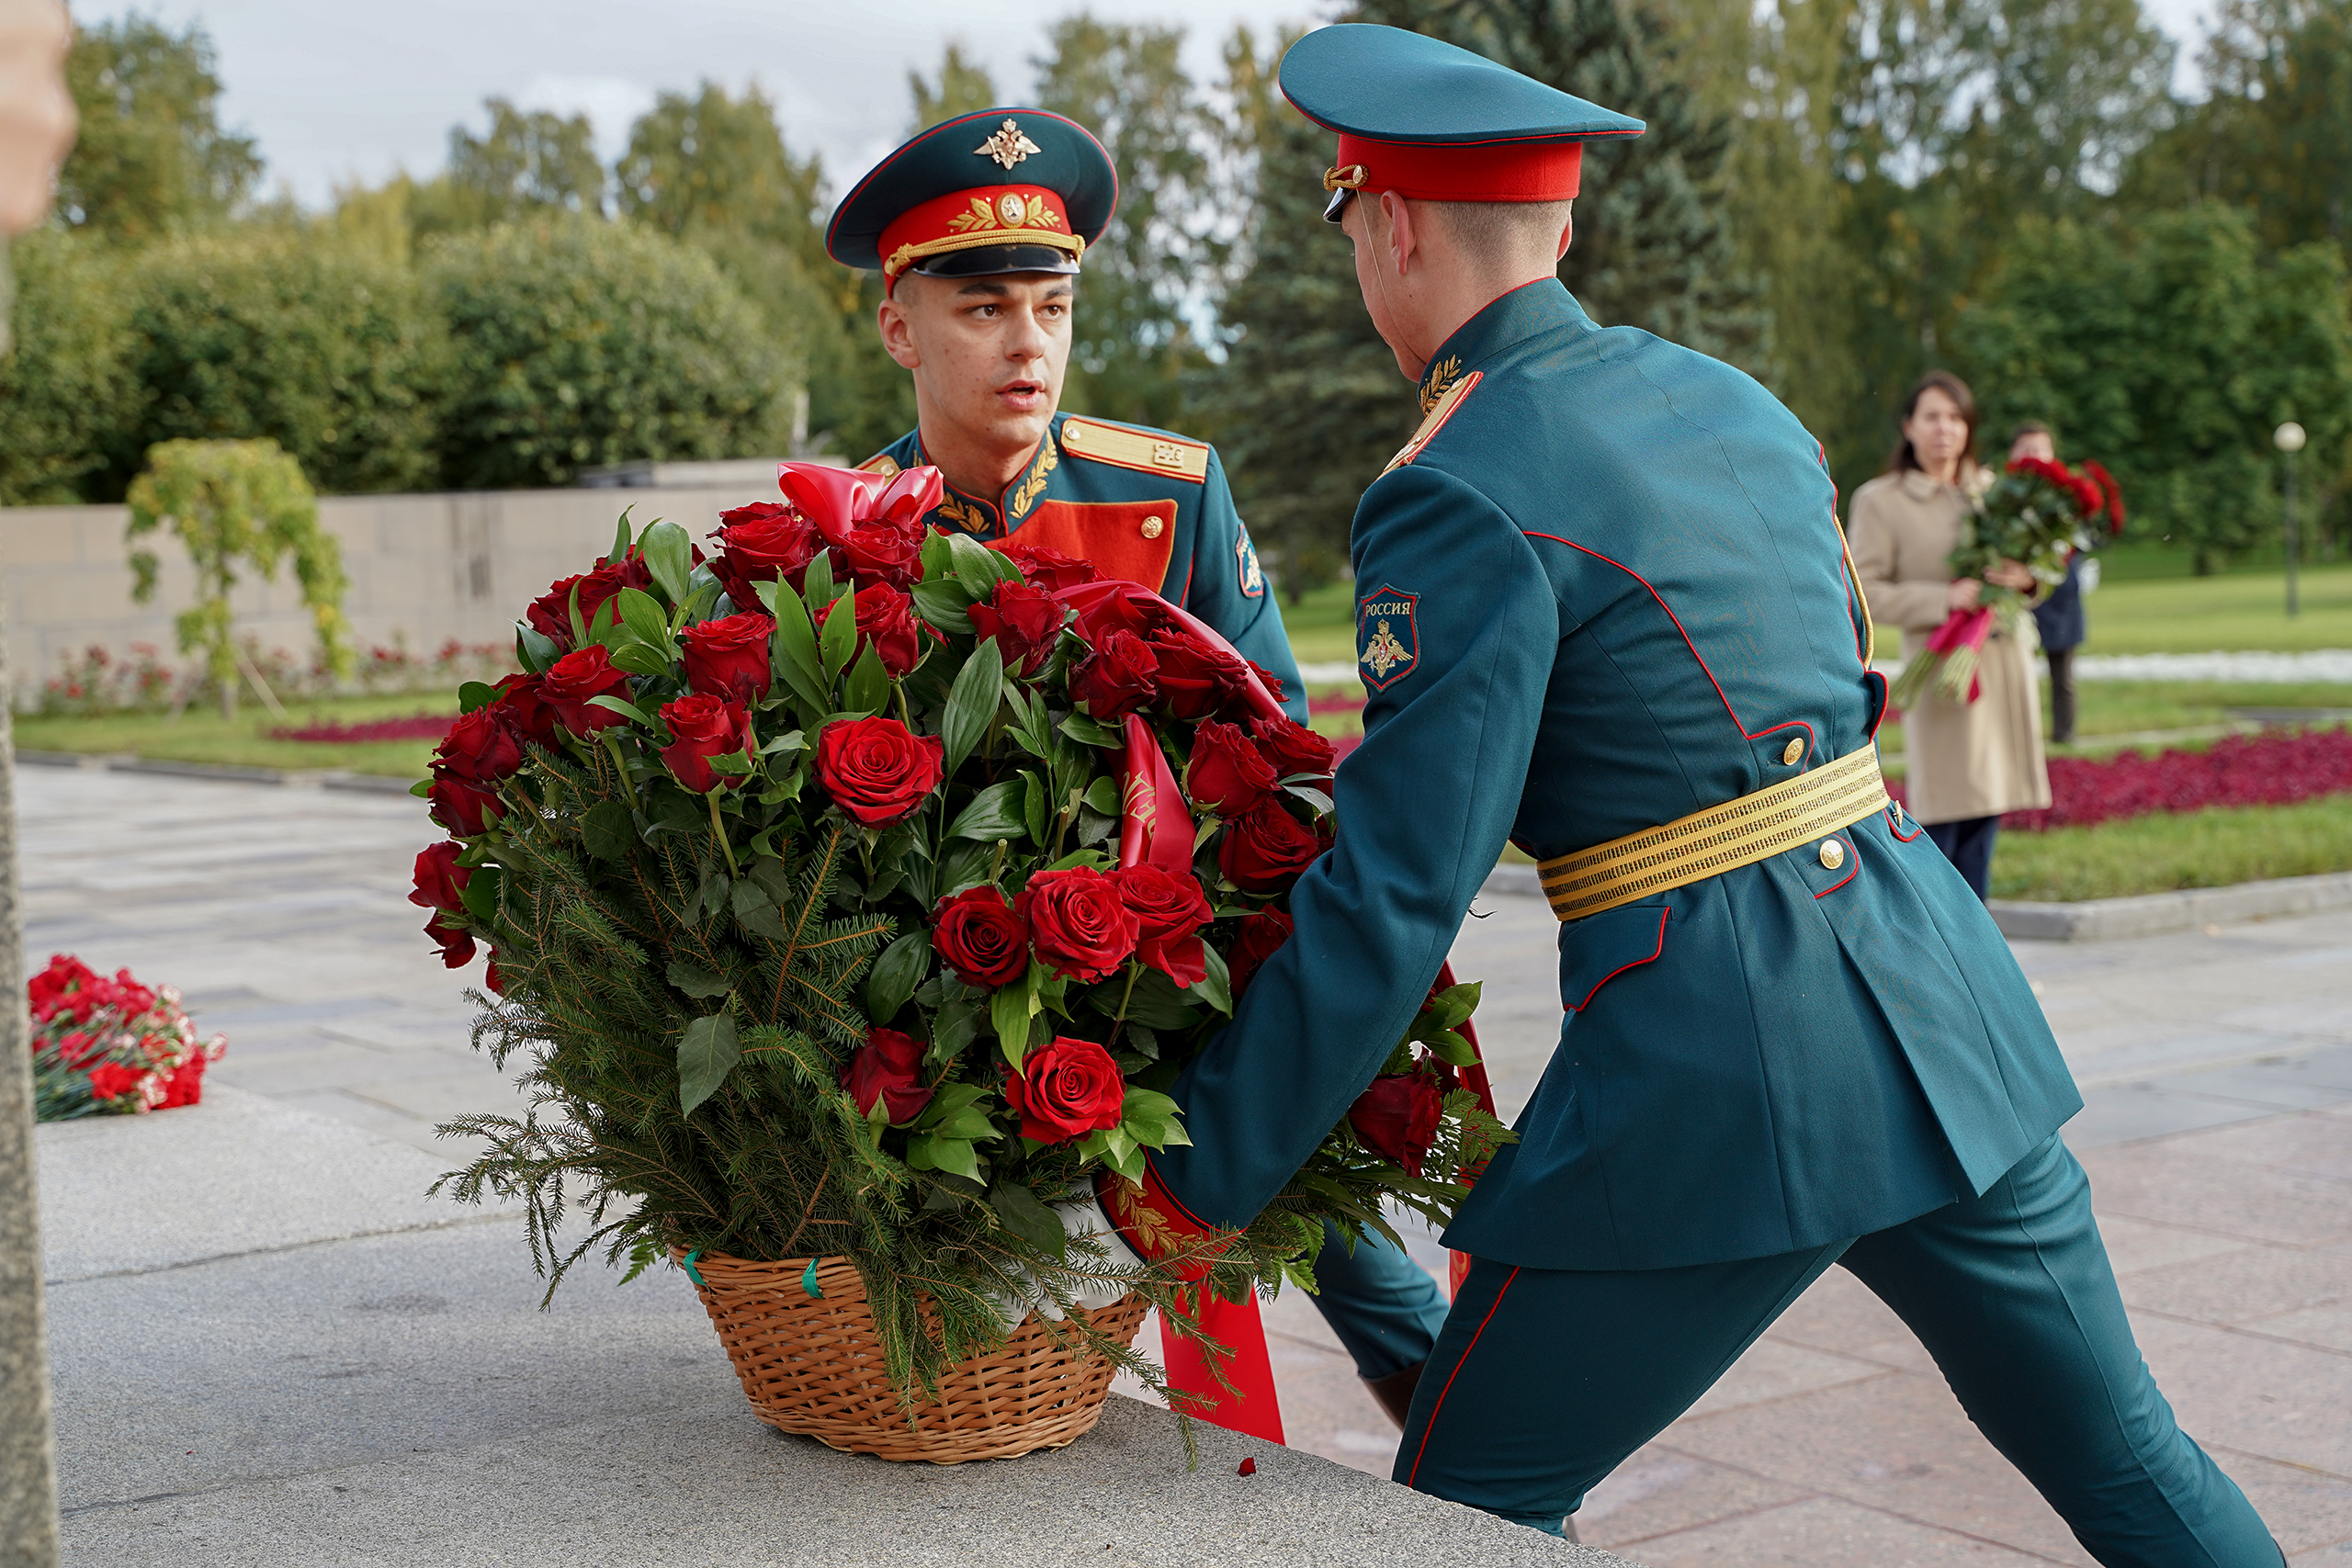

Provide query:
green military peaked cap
left=827, top=107, right=1118, bottom=293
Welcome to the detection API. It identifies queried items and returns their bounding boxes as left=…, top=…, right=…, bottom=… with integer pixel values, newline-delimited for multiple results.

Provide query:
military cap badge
left=827, top=107, right=1117, bottom=294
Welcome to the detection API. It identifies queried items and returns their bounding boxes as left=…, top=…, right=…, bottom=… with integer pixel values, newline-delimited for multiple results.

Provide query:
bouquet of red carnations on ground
left=417, top=461, right=1507, bottom=1397
left=1889, top=457, right=2125, bottom=708
left=28, top=954, right=227, bottom=1122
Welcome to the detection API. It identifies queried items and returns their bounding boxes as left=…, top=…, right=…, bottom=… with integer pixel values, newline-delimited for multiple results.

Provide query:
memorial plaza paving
left=23, top=760, right=2352, bottom=1564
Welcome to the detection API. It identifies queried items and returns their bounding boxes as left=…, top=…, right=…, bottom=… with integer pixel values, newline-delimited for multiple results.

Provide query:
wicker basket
left=679, top=1249, right=1149, bottom=1463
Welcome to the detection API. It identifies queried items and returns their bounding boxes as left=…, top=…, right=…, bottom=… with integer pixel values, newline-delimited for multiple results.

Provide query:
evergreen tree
left=910, top=42, right=1002, bottom=130
left=444, top=98, right=607, bottom=225
left=1349, top=0, right=1766, bottom=367
left=54, top=16, right=261, bottom=243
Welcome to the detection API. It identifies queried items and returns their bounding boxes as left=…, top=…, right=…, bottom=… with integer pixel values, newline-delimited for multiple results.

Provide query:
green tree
left=1958, top=204, right=2352, bottom=570
left=1202, top=27, right=1413, bottom=593
left=126, top=438, right=352, bottom=719
left=910, top=42, right=1001, bottom=130
left=446, top=98, right=607, bottom=225
left=53, top=15, right=261, bottom=243
left=1035, top=17, right=1223, bottom=430
left=425, top=217, right=793, bottom=490
left=1350, top=0, right=1765, bottom=367
left=0, top=231, right=142, bottom=504
left=115, top=232, right=448, bottom=498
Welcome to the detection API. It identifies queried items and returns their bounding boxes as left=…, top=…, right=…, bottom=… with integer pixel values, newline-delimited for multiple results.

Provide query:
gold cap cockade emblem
left=975, top=118, right=1042, bottom=171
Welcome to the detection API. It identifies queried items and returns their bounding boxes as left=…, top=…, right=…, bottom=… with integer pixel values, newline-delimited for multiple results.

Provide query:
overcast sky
left=76, top=0, right=2220, bottom=212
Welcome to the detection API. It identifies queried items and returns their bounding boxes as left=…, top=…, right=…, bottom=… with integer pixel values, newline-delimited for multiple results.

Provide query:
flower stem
left=602, top=732, right=640, bottom=811
left=1114, top=959, right=1142, bottom=1021
left=707, top=790, right=741, bottom=879
left=895, top=682, right=913, bottom=729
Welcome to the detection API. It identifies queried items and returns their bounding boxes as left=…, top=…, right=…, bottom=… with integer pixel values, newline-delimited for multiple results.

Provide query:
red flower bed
left=270, top=714, right=455, bottom=743
left=2004, top=725, right=2352, bottom=832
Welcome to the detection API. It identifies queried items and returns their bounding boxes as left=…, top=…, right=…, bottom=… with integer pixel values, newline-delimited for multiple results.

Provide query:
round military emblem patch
left=1357, top=585, right=1419, bottom=690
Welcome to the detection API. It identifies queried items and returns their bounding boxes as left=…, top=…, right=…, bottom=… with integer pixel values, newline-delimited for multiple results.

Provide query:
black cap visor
left=908, top=243, right=1082, bottom=281
left=1323, top=186, right=1356, bottom=224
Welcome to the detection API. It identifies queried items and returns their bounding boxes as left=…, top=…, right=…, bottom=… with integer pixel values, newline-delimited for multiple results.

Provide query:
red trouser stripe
left=1408, top=1264, right=1521, bottom=1488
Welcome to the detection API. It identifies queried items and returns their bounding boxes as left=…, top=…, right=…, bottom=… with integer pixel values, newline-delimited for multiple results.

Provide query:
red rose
left=491, top=673, right=558, bottom=749
left=85, top=1061, right=148, bottom=1102
left=1060, top=581, right=1174, bottom=643
left=710, top=501, right=824, bottom=607
left=1247, top=661, right=1290, bottom=707
left=1001, top=542, right=1100, bottom=592
left=777, top=462, right=942, bottom=594
left=660, top=693, right=752, bottom=794
left=539, top=645, right=635, bottom=736
left=840, top=1027, right=935, bottom=1123
left=1227, top=906, right=1294, bottom=999
left=407, top=841, right=471, bottom=915
left=831, top=519, right=926, bottom=591
left=932, top=886, right=1030, bottom=987
left=1003, top=1035, right=1126, bottom=1143
left=1070, top=629, right=1159, bottom=721
left=815, top=581, right=923, bottom=676
left=428, top=776, right=502, bottom=838
left=432, top=706, right=524, bottom=790
left=1254, top=715, right=1336, bottom=782
left=424, top=909, right=476, bottom=969
left=526, top=554, right=651, bottom=649
left=1111, top=865, right=1212, bottom=987
left=681, top=613, right=775, bottom=704
left=1349, top=1071, right=1446, bottom=1177
left=815, top=716, right=944, bottom=827
left=967, top=580, right=1066, bottom=675
left=1014, top=866, right=1140, bottom=983
left=1187, top=719, right=1280, bottom=817
left=1149, top=627, right=1251, bottom=722
left=1219, top=801, right=1319, bottom=893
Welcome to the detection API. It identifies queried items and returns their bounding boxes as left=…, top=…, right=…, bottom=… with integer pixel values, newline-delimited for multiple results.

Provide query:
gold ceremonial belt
left=1537, top=743, right=1892, bottom=923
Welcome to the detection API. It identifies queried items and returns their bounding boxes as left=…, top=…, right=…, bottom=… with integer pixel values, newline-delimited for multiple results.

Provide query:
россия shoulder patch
left=1357, top=585, right=1419, bottom=690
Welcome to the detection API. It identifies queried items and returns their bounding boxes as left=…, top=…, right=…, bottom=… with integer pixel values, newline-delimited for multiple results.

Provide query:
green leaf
left=992, top=973, right=1036, bottom=1069
left=818, top=586, right=857, bottom=680
left=1060, top=712, right=1121, bottom=748
left=843, top=642, right=889, bottom=717
left=1082, top=776, right=1122, bottom=816
left=802, top=549, right=836, bottom=612
left=928, top=993, right=981, bottom=1062
left=1021, top=770, right=1050, bottom=848
left=640, top=521, right=693, bottom=604
left=760, top=728, right=807, bottom=757
left=920, top=527, right=955, bottom=584
left=1121, top=967, right=1206, bottom=1031
left=746, top=854, right=795, bottom=904
left=408, top=778, right=433, bottom=798
left=458, top=863, right=502, bottom=924
left=587, top=694, right=656, bottom=728
left=515, top=624, right=560, bottom=673
left=1285, top=784, right=1336, bottom=816
left=731, top=878, right=788, bottom=941
left=910, top=580, right=975, bottom=637
left=941, top=637, right=1004, bottom=775
left=607, top=642, right=673, bottom=678
left=927, top=1136, right=985, bottom=1182
left=616, top=587, right=673, bottom=650
left=1429, top=1029, right=1479, bottom=1067
left=581, top=800, right=636, bottom=861
left=865, top=930, right=932, bottom=1023
left=611, top=509, right=634, bottom=567
left=677, top=1013, right=739, bottom=1114
left=760, top=580, right=830, bottom=708
left=947, top=779, right=1027, bottom=841
left=946, top=531, right=1012, bottom=589
left=667, top=960, right=732, bottom=999
left=458, top=681, right=496, bottom=714
left=990, top=1180, right=1067, bottom=1258
left=1188, top=942, right=1232, bottom=1016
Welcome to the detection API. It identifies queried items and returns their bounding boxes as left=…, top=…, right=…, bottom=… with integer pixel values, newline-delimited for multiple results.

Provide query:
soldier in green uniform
left=826, top=108, right=1453, bottom=1425
left=1082, top=27, right=2284, bottom=1562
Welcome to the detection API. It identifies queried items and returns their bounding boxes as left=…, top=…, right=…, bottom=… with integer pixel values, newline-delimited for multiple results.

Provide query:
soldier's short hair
left=1425, top=197, right=1575, bottom=259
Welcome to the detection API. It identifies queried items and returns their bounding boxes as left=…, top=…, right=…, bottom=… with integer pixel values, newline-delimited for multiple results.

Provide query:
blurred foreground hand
left=0, top=0, right=74, bottom=235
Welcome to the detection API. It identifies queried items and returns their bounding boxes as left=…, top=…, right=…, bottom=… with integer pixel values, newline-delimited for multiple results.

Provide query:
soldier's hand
left=1947, top=578, right=1984, bottom=612
left=0, top=0, right=75, bottom=236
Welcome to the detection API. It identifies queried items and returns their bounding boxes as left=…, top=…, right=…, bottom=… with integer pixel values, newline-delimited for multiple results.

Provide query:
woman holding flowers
left=1849, top=371, right=2051, bottom=899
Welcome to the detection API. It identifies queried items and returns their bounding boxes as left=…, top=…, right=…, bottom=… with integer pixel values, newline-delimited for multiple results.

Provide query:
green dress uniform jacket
left=862, top=412, right=1304, bottom=720
left=1149, top=278, right=2082, bottom=1271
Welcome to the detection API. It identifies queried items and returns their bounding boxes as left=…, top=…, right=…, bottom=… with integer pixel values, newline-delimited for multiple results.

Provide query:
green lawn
left=15, top=691, right=455, bottom=778
left=1991, top=795, right=2352, bottom=902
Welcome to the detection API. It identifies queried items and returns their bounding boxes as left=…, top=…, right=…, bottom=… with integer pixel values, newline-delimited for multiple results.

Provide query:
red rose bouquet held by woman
left=28, top=954, right=226, bottom=1121
left=1889, top=457, right=2125, bottom=709
left=418, top=463, right=1510, bottom=1412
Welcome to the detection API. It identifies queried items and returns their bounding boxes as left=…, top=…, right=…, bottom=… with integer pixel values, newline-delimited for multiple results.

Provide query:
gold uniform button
left=1818, top=839, right=1846, bottom=871
left=1140, top=515, right=1165, bottom=539
left=1781, top=738, right=1805, bottom=766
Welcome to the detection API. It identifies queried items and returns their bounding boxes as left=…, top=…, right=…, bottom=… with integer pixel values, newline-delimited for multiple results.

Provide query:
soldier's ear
left=1380, top=190, right=1419, bottom=278
left=1556, top=206, right=1575, bottom=262
left=876, top=289, right=923, bottom=371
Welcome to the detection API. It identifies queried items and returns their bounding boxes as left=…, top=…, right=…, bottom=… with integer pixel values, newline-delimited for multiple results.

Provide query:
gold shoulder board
left=857, top=453, right=902, bottom=479
left=1383, top=370, right=1483, bottom=475
left=1058, top=418, right=1210, bottom=483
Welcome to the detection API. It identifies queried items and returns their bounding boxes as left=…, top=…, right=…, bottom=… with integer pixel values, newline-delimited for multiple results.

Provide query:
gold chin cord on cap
left=1322, top=164, right=1368, bottom=192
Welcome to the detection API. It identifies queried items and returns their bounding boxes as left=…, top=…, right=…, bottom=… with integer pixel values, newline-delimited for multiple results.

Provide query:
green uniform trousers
left=1399, top=1136, right=2281, bottom=1566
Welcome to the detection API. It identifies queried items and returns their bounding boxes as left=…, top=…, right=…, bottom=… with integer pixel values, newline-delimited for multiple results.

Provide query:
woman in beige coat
left=1849, top=370, right=2050, bottom=900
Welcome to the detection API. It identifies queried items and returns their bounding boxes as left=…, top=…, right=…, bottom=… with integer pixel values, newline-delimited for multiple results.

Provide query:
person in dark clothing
left=2012, top=423, right=2088, bottom=745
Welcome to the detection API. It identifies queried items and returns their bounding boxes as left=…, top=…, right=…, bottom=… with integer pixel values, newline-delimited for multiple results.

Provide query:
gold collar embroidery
left=1419, top=355, right=1464, bottom=416
left=1008, top=432, right=1059, bottom=520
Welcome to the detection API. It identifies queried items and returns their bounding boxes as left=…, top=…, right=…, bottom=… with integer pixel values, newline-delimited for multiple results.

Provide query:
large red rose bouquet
left=1890, top=457, right=2125, bottom=708
left=423, top=463, right=1507, bottom=1397
left=28, top=953, right=227, bottom=1121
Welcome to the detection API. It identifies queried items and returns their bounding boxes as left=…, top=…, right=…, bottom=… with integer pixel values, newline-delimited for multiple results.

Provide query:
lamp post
left=2276, top=423, right=2307, bottom=618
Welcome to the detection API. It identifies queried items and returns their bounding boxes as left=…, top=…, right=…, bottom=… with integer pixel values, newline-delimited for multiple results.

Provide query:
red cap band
left=1335, top=132, right=1587, bottom=202
left=876, top=184, right=1080, bottom=291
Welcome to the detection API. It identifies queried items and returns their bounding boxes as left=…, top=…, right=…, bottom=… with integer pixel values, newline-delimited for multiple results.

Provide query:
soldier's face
left=880, top=273, right=1073, bottom=457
